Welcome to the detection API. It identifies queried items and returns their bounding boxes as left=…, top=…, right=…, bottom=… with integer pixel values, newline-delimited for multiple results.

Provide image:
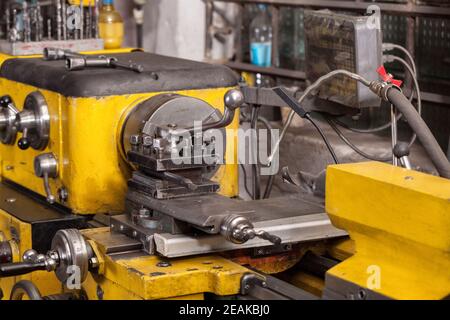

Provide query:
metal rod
left=23, top=2, right=31, bottom=42
left=62, top=0, right=67, bottom=40
left=47, top=18, right=52, bottom=40
left=79, top=0, right=84, bottom=40
left=86, top=0, right=92, bottom=38
left=5, top=7, right=10, bottom=40
left=56, top=0, right=62, bottom=40
left=391, top=104, right=399, bottom=166
left=37, top=3, right=44, bottom=41
left=94, top=0, right=99, bottom=38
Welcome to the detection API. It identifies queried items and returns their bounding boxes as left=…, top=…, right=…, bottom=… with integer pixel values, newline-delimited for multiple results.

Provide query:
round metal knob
left=224, top=89, right=245, bottom=111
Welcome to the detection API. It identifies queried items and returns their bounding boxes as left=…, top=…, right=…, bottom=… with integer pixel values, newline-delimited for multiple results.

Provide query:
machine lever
left=0, top=261, right=47, bottom=277
left=34, top=153, right=58, bottom=204
left=245, top=229, right=282, bottom=245
left=220, top=214, right=282, bottom=245
left=394, top=142, right=412, bottom=170
left=66, top=56, right=145, bottom=73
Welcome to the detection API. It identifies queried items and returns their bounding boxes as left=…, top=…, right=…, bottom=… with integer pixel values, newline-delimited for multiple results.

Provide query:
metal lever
left=220, top=215, right=282, bottom=245
left=0, top=261, right=47, bottom=277
left=34, top=153, right=58, bottom=204
left=0, top=249, right=57, bottom=278
left=66, top=56, right=145, bottom=73
left=394, top=142, right=412, bottom=170
left=43, top=47, right=84, bottom=60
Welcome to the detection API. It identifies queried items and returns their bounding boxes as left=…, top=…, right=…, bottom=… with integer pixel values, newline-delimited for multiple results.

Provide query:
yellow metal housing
left=80, top=228, right=251, bottom=300
left=0, top=53, right=239, bottom=215
left=325, top=162, right=450, bottom=300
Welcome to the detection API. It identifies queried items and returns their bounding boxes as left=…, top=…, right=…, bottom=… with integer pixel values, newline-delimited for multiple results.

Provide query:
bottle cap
left=257, top=4, right=267, bottom=10
left=103, top=0, right=114, bottom=5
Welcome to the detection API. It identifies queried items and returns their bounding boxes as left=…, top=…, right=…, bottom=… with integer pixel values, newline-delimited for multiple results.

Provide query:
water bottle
left=99, top=0, right=124, bottom=49
left=250, top=5, right=272, bottom=67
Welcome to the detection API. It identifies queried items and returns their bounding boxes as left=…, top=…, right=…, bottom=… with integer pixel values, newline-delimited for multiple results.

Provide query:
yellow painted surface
left=326, top=162, right=450, bottom=300
left=0, top=209, right=62, bottom=299
left=81, top=228, right=250, bottom=300
left=0, top=79, right=239, bottom=214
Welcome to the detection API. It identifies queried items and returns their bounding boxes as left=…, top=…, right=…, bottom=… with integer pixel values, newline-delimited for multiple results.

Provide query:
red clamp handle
left=377, top=66, right=403, bottom=87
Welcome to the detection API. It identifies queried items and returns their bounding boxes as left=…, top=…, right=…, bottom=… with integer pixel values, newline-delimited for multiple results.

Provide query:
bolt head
left=142, top=136, right=153, bottom=147
left=130, top=135, right=141, bottom=145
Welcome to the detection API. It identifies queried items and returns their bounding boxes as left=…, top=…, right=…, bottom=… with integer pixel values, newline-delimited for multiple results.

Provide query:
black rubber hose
left=387, top=88, right=450, bottom=179
left=10, top=280, right=43, bottom=300
left=250, top=106, right=261, bottom=199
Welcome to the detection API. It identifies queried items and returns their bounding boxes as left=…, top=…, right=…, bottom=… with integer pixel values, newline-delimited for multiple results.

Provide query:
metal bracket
left=240, top=273, right=318, bottom=300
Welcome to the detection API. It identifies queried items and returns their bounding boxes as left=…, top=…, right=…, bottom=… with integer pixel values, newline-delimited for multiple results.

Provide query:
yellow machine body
left=325, top=162, right=450, bottom=300
left=0, top=52, right=239, bottom=215
left=0, top=208, right=62, bottom=299
left=80, top=228, right=251, bottom=300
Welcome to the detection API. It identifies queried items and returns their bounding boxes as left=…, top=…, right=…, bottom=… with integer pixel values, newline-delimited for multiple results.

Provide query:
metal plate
left=153, top=214, right=347, bottom=257
left=126, top=192, right=326, bottom=234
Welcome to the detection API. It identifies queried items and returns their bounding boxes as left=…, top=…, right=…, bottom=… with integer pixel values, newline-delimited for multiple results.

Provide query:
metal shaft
left=47, top=19, right=52, bottom=40
left=86, top=0, right=92, bottom=38
left=79, top=0, right=84, bottom=40
left=37, top=3, right=43, bottom=42
left=56, top=0, right=62, bottom=40
left=23, top=2, right=31, bottom=42
left=62, top=0, right=67, bottom=40
left=391, top=104, right=399, bottom=166
left=94, top=0, right=99, bottom=38
left=5, top=7, right=10, bottom=40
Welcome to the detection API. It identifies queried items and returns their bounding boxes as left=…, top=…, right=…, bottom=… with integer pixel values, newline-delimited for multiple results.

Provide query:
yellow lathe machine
left=0, top=2, right=449, bottom=301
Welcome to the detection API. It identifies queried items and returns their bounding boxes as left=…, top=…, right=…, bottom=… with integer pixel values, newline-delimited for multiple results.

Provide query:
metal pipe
left=391, top=104, right=398, bottom=166
left=62, top=0, right=67, bottom=40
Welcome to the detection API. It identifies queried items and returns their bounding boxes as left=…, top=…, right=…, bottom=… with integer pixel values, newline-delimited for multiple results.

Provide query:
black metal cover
left=0, top=52, right=239, bottom=97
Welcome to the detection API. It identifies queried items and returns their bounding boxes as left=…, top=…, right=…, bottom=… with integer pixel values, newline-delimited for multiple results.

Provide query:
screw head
left=130, top=135, right=141, bottom=145
left=142, top=136, right=153, bottom=147
left=156, top=261, right=171, bottom=268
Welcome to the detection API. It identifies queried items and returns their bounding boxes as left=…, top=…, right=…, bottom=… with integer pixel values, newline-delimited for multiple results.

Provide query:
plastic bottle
left=250, top=5, right=272, bottom=67
left=98, top=0, right=124, bottom=49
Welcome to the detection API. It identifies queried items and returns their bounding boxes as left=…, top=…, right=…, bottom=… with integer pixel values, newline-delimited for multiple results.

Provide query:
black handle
left=0, top=261, right=47, bottom=277
left=18, top=137, right=30, bottom=150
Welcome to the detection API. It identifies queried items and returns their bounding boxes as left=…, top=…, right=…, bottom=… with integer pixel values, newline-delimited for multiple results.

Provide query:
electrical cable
left=382, top=43, right=417, bottom=76
left=305, top=114, right=340, bottom=164
left=323, top=113, right=392, bottom=162
left=240, top=163, right=254, bottom=199
left=268, top=70, right=371, bottom=166
left=256, top=115, right=276, bottom=199
left=250, top=106, right=261, bottom=200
